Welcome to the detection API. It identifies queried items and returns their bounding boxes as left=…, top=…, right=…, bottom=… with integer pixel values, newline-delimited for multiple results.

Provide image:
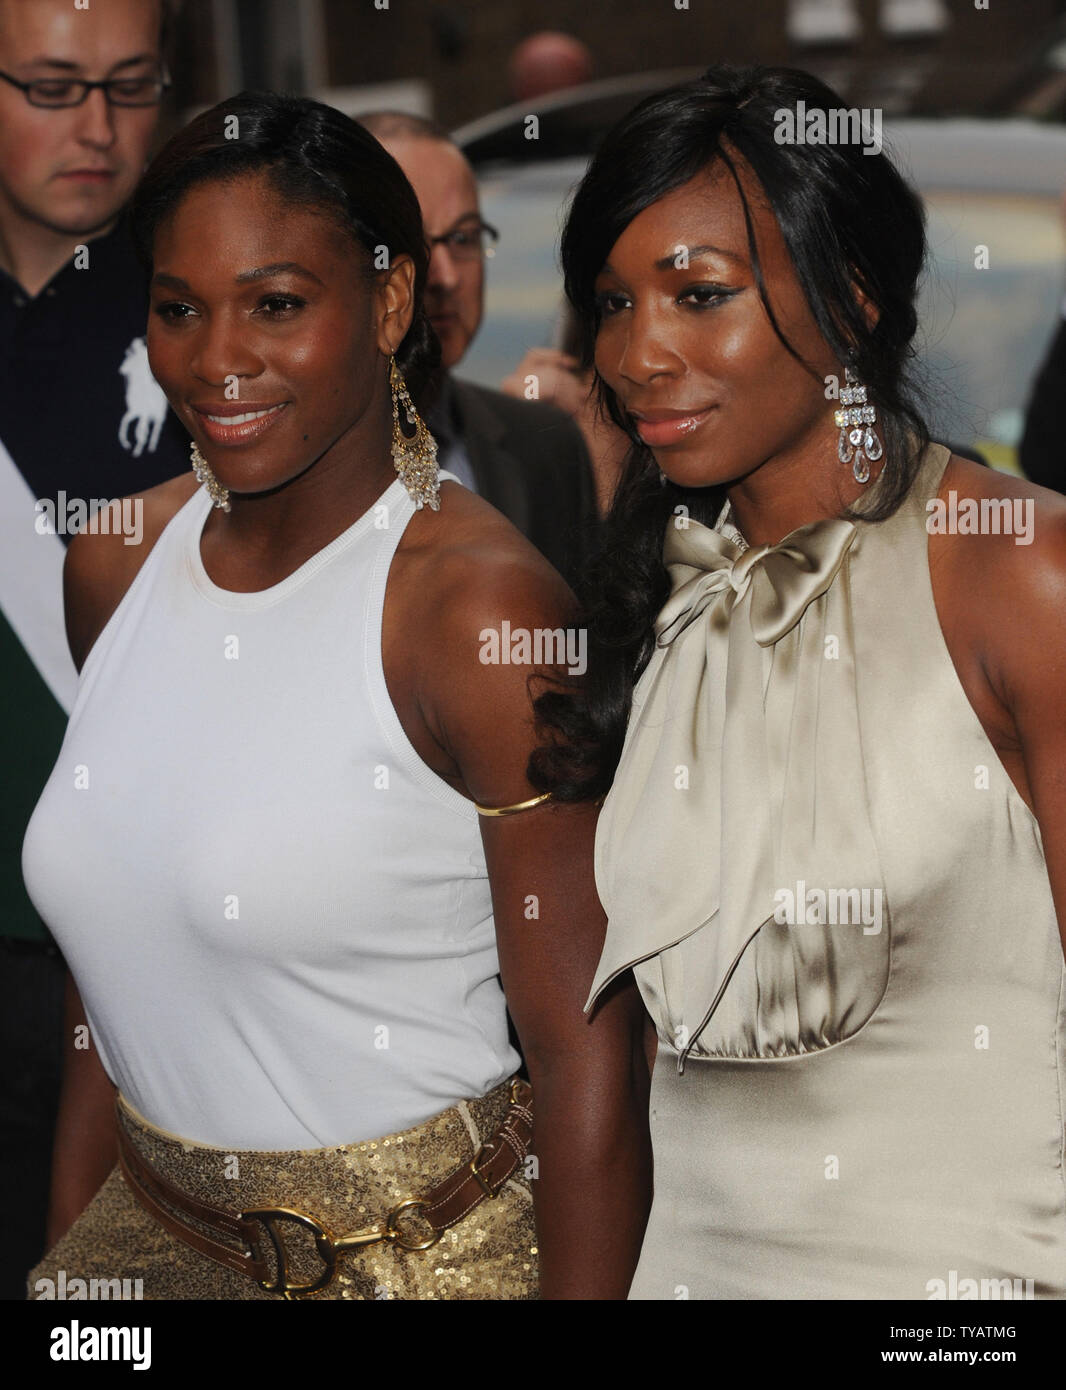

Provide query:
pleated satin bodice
left=591, top=442, right=1066, bottom=1299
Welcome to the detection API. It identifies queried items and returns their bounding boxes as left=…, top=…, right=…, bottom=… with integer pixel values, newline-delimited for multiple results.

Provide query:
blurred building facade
left=167, top=0, right=1065, bottom=129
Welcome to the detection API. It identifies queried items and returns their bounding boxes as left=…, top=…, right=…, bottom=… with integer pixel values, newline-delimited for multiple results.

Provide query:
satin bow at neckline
left=655, top=513, right=859, bottom=650
left=586, top=500, right=888, bottom=1067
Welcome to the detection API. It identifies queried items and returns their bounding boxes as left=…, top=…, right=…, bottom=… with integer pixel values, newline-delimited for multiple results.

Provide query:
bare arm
left=992, top=510, right=1066, bottom=959
left=418, top=535, right=652, bottom=1298
left=45, top=971, right=117, bottom=1248
left=483, top=807, right=653, bottom=1299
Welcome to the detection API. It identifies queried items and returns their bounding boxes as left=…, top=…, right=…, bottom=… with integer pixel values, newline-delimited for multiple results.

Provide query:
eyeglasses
left=426, top=220, right=499, bottom=262
left=0, top=69, right=170, bottom=108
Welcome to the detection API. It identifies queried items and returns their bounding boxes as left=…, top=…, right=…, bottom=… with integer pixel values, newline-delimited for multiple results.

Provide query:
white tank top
left=22, top=472, right=519, bottom=1148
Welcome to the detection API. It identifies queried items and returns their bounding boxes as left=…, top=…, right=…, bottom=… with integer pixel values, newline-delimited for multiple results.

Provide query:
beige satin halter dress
left=589, top=442, right=1066, bottom=1300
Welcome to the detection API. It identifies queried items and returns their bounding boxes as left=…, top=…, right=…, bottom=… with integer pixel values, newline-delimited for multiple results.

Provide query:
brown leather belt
left=116, top=1079, right=534, bottom=1298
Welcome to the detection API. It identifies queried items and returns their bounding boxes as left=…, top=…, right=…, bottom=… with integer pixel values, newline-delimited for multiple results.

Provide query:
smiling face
left=592, top=154, right=841, bottom=494
left=147, top=170, right=414, bottom=500
left=0, top=0, right=162, bottom=237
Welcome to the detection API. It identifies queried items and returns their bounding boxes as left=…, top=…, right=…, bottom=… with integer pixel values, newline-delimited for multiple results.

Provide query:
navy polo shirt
left=0, top=216, right=188, bottom=941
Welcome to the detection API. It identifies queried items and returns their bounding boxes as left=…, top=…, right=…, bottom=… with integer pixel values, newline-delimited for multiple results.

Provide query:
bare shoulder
left=385, top=479, right=581, bottom=808
left=930, top=454, right=1066, bottom=708
left=932, top=453, right=1066, bottom=599
left=64, top=473, right=201, bottom=672
left=396, top=479, right=576, bottom=628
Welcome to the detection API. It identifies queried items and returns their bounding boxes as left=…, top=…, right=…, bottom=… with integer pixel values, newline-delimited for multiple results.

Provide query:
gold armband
left=473, top=791, right=553, bottom=817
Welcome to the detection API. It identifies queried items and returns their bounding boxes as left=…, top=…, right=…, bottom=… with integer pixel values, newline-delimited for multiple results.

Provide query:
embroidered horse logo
left=118, top=336, right=168, bottom=457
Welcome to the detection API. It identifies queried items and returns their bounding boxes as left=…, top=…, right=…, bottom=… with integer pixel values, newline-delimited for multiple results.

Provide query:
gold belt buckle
left=468, top=1141, right=500, bottom=1197
left=242, top=1200, right=441, bottom=1300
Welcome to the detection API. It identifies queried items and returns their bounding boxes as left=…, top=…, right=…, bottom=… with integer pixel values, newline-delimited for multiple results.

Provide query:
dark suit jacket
left=447, top=377, right=599, bottom=590
left=1019, top=317, right=1066, bottom=494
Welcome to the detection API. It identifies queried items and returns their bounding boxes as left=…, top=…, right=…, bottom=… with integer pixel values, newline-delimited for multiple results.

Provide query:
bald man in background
left=507, top=31, right=595, bottom=102
left=360, top=112, right=597, bottom=589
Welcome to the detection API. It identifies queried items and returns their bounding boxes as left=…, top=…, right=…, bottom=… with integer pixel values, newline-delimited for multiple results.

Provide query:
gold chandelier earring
left=190, top=441, right=231, bottom=511
left=389, top=355, right=440, bottom=511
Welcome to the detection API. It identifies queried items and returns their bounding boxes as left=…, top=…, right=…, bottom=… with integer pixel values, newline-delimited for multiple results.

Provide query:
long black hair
left=129, top=89, right=440, bottom=393
left=529, top=63, right=929, bottom=802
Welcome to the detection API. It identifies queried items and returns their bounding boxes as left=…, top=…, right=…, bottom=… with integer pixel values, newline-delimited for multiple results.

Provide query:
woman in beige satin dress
left=530, top=64, right=1066, bottom=1298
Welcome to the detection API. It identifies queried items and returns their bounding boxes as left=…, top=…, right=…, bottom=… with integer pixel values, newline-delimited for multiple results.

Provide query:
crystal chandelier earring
left=834, top=365, right=882, bottom=484
left=389, top=356, right=440, bottom=511
left=189, top=441, right=230, bottom=511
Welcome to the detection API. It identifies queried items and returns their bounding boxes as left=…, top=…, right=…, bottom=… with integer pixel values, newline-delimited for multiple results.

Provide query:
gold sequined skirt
left=29, top=1079, right=538, bottom=1300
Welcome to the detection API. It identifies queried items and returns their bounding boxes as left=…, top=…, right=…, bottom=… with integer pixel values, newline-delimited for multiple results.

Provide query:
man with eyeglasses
left=0, top=0, right=186, bottom=1299
left=360, top=111, right=597, bottom=590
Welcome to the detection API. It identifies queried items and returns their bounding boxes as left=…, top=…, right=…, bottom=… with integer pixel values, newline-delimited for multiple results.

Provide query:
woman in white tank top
left=22, top=93, right=652, bottom=1301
